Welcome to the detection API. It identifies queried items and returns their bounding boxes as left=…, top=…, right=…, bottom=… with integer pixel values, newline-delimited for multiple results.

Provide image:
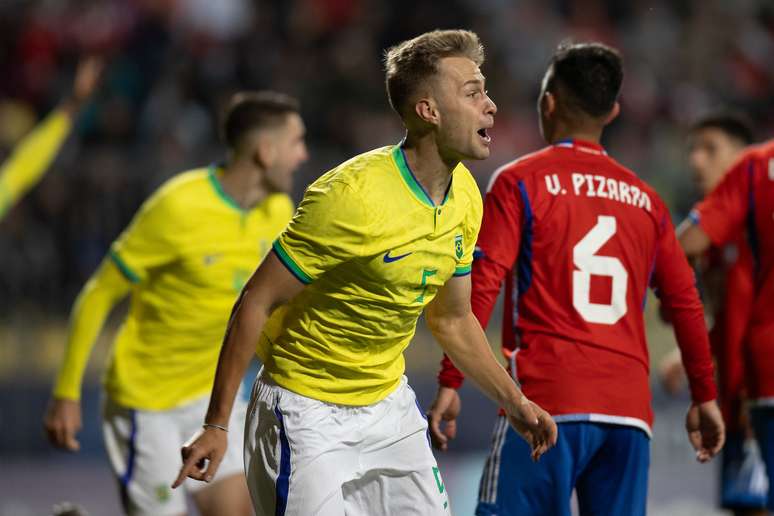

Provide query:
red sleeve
left=652, top=212, right=717, bottom=403
left=718, top=244, right=754, bottom=427
left=438, top=170, right=522, bottom=389
left=692, top=156, right=751, bottom=246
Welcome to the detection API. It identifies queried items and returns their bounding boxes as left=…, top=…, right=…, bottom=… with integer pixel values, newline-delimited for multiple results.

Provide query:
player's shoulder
left=309, top=146, right=395, bottom=194
left=259, top=192, right=294, bottom=219
left=740, top=139, right=774, bottom=174
left=141, top=167, right=211, bottom=214
left=154, top=167, right=211, bottom=200
left=485, top=146, right=556, bottom=193
left=748, top=139, right=774, bottom=159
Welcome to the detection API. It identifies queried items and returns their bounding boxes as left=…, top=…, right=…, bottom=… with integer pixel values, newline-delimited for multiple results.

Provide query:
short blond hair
left=384, top=29, right=484, bottom=118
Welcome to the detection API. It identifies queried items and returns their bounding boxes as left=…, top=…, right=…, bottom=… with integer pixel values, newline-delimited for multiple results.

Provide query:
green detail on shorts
left=454, top=234, right=464, bottom=259
left=110, top=250, right=141, bottom=284
left=392, top=145, right=435, bottom=208
left=208, top=165, right=246, bottom=214
left=232, top=268, right=250, bottom=292
left=433, top=466, right=445, bottom=494
left=415, top=268, right=437, bottom=303
left=272, top=239, right=313, bottom=284
left=155, top=484, right=171, bottom=503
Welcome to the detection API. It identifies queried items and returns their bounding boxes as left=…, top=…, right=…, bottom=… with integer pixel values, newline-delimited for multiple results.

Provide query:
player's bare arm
left=677, top=219, right=712, bottom=259
left=173, top=252, right=305, bottom=487
left=425, top=273, right=557, bottom=461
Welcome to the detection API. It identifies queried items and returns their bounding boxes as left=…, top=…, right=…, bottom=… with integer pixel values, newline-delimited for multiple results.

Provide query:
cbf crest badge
left=454, top=234, right=464, bottom=259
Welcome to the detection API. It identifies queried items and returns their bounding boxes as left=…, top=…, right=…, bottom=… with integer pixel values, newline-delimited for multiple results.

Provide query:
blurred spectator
left=0, top=0, right=773, bottom=314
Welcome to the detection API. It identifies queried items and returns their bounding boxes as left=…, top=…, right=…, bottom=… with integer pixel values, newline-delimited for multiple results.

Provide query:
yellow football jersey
left=262, top=144, right=482, bottom=405
left=103, top=166, right=292, bottom=409
left=0, top=109, right=71, bottom=220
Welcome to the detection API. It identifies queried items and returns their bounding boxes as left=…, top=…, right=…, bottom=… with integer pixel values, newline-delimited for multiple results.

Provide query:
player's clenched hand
left=505, top=395, right=557, bottom=462
left=427, top=386, right=461, bottom=452
left=172, top=427, right=227, bottom=488
left=44, top=397, right=82, bottom=452
left=686, top=400, right=725, bottom=463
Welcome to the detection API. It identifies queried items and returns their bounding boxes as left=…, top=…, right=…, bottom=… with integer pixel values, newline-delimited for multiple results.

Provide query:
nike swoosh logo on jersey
left=383, top=250, right=412, bottom=263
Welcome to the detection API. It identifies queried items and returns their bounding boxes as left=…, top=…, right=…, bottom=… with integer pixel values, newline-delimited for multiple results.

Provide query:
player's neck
left=219, top=159, right=269, bottom=210
left=401, top=134, right=455, bottom=205
left=550, top=124, right=603, bottom=146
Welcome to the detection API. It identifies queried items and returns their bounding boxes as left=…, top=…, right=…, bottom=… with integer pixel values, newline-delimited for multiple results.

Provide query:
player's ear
left=603, top=101, right=620, bottom=125
left=542, top=91, right=557, bottom=118
left=415, top=98, right=440, bottom=126
left=254, top=132, right=277, bottom=168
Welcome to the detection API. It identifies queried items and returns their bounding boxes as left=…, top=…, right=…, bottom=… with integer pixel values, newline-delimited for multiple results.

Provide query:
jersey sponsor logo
left=455, top=234, right=464, bottom=259
left=383, top=250, right=412, bottom=263
left=543, top=172, right=652, bottom=212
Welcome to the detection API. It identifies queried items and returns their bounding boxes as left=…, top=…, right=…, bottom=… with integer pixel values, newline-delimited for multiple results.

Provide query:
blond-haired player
left=175, top=30, right=557, bottom=516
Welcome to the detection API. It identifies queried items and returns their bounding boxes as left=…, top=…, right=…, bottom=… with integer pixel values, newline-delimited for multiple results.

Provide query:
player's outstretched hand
left=686, top=400, right=725, bottom=463
left=427, top=386, right=461, bottom=452
left=172, top=427, right=227, bottom=488
left=44, top=397, right=82, bottom=452
left=505, top=395, right=558, bottom=462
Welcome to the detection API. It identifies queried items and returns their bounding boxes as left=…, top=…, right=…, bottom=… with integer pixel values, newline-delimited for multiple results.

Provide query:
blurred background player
left=174, top=29, right=556, bottom=516
left=0, top=56, right=102, bottom=220
left=658, top=113, right=767, bottom=516
left=44, top=91, right=308, bottom=516
left=680, top=137, right=774, bottom=515
left=429, top=42, right=725, bottom=516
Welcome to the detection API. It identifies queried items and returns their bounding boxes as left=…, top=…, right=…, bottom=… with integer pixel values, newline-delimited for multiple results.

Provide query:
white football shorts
left=244, top=369, right=451, bottom=515
left=102, top=392, right=247, bottom=515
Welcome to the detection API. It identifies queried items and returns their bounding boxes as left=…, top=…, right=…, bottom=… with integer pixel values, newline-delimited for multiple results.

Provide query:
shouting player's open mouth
left=477, top=127, right=492, bottom=145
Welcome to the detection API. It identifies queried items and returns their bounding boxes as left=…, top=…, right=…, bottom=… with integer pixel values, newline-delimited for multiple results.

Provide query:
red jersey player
left=428, top=42, right=725, bottom=516
left=680, top=138, right=774, bottom=513
left=660, top=114, right=766, bottom=516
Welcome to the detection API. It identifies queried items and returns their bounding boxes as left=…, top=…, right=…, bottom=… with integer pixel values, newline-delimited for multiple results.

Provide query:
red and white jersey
left=691, top=139, right=774, bottom=403
left=439, top=139, right=716, bottom=435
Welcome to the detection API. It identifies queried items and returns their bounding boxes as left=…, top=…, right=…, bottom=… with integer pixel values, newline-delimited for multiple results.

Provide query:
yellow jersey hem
left=269, top=372, right=403, bottom=407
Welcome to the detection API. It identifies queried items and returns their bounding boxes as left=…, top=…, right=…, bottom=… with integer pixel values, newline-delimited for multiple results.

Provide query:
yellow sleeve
left=110, top=185, right=182, bottom=283
left=272, top=179, right=369, bottom=284
left=454, top=177, right=483, bottom=277
left=0, top=109, right=72, bottom=219
left=53, top=258, right=131, bottom=400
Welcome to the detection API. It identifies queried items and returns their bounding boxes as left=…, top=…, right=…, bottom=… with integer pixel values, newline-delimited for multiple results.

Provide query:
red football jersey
left=439, top=139, right=716, bottom=434
left=691, top=139, right=774, bottom=403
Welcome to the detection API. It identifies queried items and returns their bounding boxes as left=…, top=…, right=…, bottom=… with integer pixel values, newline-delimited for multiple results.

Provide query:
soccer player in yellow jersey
left=44, top=91, right=308, bottom=516
left=0, top=57, right=102, bottom=220
left=174, top=30, right=558, bottom=516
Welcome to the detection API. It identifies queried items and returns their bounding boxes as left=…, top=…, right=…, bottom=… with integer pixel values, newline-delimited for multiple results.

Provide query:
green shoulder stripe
left=272, top=240, right=313, bottom=284
left=109, top=250, right=141, bottom=284
left=453, top=264, right=472, bottom=277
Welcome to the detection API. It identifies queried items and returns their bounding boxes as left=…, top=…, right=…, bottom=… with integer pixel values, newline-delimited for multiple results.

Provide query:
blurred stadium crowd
left=0, top=0, right=772, bottom=313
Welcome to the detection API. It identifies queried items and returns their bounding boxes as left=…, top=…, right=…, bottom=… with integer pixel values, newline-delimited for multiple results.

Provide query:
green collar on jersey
left=392, top=144, right=452, bottom=208
left=207, top=165, right=247, bottom=214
